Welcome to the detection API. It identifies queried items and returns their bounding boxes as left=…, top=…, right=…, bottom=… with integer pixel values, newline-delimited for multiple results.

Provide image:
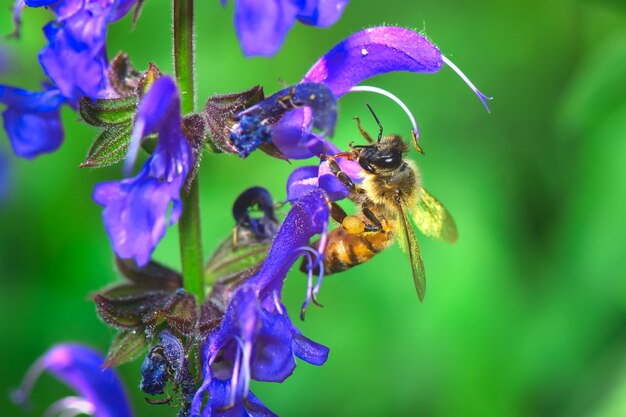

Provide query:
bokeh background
left=2, top=0, right=626, bottom=416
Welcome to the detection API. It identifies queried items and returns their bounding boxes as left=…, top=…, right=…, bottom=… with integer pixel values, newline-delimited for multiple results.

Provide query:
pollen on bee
left=342, top=216, right=365, bottom=235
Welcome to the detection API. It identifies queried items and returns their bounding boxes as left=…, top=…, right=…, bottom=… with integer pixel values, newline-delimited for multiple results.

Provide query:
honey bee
left=308, top=104, right=458, bottom=301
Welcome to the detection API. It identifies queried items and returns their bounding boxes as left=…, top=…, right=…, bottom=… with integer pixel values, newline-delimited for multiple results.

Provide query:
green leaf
left=81, top=123, right=133, bottom=168
left=103, top=329, right=149, bottom=368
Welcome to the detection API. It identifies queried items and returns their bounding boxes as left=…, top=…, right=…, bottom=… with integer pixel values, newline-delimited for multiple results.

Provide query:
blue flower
left=224, top=27, right=490, bottom=201
left=93, top=76, right=192, bottom=267
left=225, top=0, right=349, bottom=57
left=0, top=151, right=10, bottom=201
left=0, top=86, right=64, bottom=159
left=193, top=190, right=330, bottom=417
left=2, top=0, right=138, bottom=158
left=273, top=26, right=490, bottom=159
left=271, top=26, right=491, bottom=200
left=12, top=344, right=132, bottom=417
left=228, top=82, right=337, bottom=159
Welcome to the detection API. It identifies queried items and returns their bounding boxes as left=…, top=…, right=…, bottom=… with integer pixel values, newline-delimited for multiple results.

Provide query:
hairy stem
left=174, top=0, right=204, bottom=302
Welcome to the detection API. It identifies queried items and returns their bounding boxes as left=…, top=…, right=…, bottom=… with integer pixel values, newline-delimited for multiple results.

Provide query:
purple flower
left=12, top=344, right=132, bottom=417
left=273, top=26, right=490, bottom=160
left=2, top=0, right=137, bottom=158
left=0, top=86, right=64, bottom=158
left=271, top=26, right=491, bottom=199
left=193, top=190, right=330, bottom=416
left=228, top=82, right=337, bottom=159
left=93, top=76, right=192, bottom=266
left=0, top=151, right=9, bottom=201
left=226, top=0, right=349, bottom=57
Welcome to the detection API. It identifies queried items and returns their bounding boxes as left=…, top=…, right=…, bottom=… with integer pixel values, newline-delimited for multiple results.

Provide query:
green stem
left=174, top=0, right=204, bottom=302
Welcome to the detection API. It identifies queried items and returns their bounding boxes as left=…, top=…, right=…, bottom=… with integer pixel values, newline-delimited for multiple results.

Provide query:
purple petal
left=110, top=0, right=139, bottom=22
left=94, top=76, right=191, bottom=266
left=125, top=76, right=184, bottom=173
left=296, top=0, right=349, bottom=27
left=24, top=0, right=57, bottom=6
left=51, top=0, right=85, bottom=21
left=203, top=379, right=276, bottom=417
left=252, top=307, right=297, bottom=382
left=272, top=26, right=443, bottom=158
left=234, top=0, right=298, bottom=57
left=93, top=166, right=186, bottom=266
left=286, top=166, right=320, bottom=201
left=39, top=17, right=109, bottom=102
left=0, top=86, right=64, bottom=159
left=304, top=26, right=443, bottom=97
left=13, top=344, right=132, bottom=417
left=248, top=189, right=329, bottom=292
left=293, top=333, right=329, bottom=365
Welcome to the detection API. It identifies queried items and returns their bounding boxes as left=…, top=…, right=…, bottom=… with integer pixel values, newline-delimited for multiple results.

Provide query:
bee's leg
left=330, top=202, right=347, bottom=223
left=362, top=205, right=384, bottom=232
left=331, top=202, right=366, bottom=235
left=324, top=155, right=362, bottom=193
left=353, top=116, right=374, bottom=144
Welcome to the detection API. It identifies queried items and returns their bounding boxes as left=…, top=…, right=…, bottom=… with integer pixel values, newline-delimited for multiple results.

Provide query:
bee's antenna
left=365, top=102, right=383, bottom=143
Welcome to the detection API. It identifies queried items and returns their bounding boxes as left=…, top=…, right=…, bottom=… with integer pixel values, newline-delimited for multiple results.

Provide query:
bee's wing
left=413, top=188, right=458, bottom=244
left=395, top=198, right=426, bottom=302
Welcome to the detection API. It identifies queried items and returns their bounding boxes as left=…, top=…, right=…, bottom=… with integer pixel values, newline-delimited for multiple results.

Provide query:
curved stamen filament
left=11, top=357, right=45, bottom=408
left=441, top=55, right=492, bottom=112
left=300, top=251, right=315, bottom=320
left=123, top=118, right=145, bottom=176
left=43, top=397, right=95, bottom=417
left=349, top=85, right=420, bottom=143
left=241, top=341, right=252, bottom=399
left=273, top=290, right=284, bottom=315
left=228, top=337, right=244, bottom=407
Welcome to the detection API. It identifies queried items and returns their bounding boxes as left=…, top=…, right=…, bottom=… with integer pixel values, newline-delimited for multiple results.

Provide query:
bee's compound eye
left=371, top=151, right=402, bottom=169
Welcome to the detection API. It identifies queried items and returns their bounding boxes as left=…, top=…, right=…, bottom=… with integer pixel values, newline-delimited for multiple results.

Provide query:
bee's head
left=356, top=135, right=408, bottom=173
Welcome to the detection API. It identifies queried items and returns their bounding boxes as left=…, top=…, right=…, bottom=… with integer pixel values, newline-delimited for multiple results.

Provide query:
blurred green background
left=2, top=0, right=626, bottom=416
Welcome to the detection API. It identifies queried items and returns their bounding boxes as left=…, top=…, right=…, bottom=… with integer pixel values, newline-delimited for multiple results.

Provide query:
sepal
left=206, top=187, right=280, bottom=287
left=94, top=258, right=197, bottom=367
left=204, top=85, right=265, bottom=154
left=81, top=123, right=133, bottom=168
left=80, top=57, right=163, bottom=169
left=103, top=328, right=149, bottom=368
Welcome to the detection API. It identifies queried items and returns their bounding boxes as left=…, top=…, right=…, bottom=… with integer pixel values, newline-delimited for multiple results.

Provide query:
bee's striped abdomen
left=322, top=227, right=393, bottom=274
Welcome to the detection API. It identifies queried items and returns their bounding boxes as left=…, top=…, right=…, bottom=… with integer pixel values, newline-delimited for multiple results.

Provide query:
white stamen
left=123, top=118, right=145, bottom=176
left=241, top=341, right=253, bottom=399
left=229, top=338, right=243, bottom=406
left=349, top=85, right=421, bottom=142
left=441, top=55, right=492, bottom=112
left=273, top=291, right=284, bottom=315
left=11, top=357, right=45, bottom=408
left=43, top=397, right=95, bottom=417
left=361, top=48, right=368, bottom=56
left=317, top=220, right=329, bottom=256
